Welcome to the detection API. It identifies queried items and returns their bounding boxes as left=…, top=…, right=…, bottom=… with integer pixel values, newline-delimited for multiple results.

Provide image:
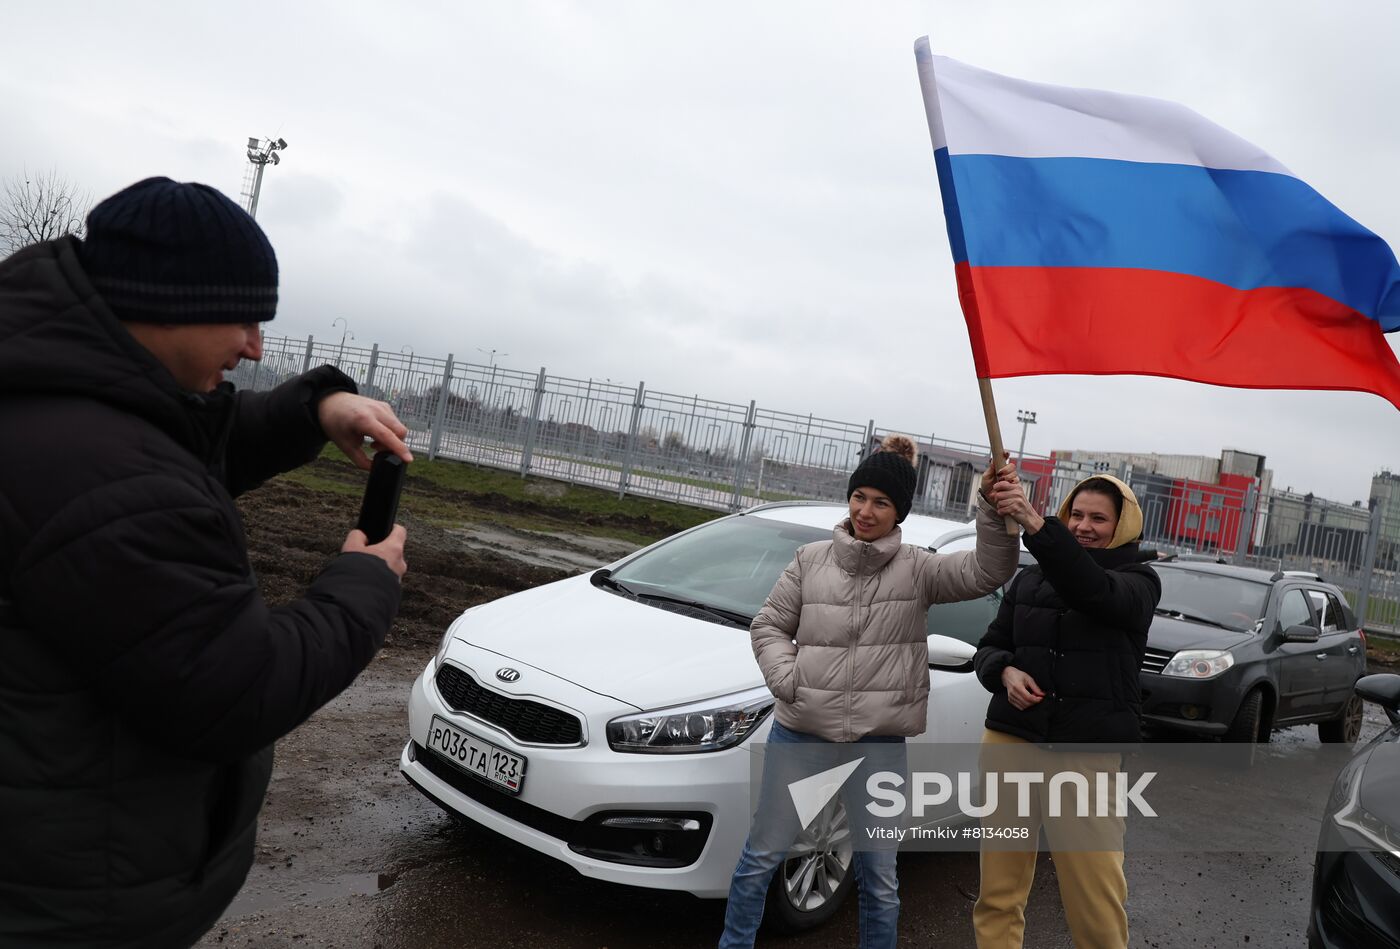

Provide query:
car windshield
left=610, top=515, right=830, bottom=620
left=1153, top=566, right=1269, bottom=632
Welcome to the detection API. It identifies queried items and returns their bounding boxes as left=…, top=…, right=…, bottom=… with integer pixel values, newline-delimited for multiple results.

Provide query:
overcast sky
left=4, top=2, right=1398, bottom=502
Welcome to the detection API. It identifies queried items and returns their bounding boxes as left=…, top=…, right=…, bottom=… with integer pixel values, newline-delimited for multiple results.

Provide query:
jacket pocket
left=203, top=747, right=274, bottom=873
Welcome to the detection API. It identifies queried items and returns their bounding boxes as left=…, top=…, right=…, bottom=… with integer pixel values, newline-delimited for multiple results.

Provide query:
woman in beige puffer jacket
left=719, top=435, right=1021, bottom=949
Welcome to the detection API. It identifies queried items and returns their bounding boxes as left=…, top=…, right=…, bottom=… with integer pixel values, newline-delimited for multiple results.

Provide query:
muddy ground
left=196, top=460, right=1400, bottom=949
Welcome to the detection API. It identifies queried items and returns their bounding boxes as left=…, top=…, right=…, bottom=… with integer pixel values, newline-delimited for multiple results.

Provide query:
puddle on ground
left=223, top=871, right=398, bottom=916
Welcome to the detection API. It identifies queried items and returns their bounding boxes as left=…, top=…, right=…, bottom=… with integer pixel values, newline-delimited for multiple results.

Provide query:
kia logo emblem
left=496, top=668, right=521, bottom=683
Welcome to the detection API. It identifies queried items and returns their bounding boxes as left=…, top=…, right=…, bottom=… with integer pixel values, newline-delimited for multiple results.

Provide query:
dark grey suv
left=1138, top=561, right=1368, bottom=747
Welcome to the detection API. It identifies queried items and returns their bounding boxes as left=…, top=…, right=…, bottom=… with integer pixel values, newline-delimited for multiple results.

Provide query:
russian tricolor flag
left=914, top=40, right=1400, bottom=410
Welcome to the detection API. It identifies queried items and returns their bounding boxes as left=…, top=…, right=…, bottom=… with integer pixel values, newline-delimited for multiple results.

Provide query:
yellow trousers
left=972, top=729, right=1128, bottom=949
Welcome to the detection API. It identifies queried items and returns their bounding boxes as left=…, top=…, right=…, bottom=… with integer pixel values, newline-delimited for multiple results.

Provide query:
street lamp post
left=478, top=348, right=509, bottom=369
left=399, top=345, right=414, bottom=400
left=331, top=318, right=353, bottom=367
left=1016, top=409, right=1038, bottom=466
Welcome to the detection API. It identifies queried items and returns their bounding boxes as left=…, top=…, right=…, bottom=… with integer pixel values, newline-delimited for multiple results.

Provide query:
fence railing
left=231, top=334, right=1400, bottom=636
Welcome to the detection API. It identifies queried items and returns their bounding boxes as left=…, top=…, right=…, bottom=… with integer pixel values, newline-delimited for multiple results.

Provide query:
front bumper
left=399, top=658, right=754, bottom=898
left=1139, top=668, right=1247, bottom=736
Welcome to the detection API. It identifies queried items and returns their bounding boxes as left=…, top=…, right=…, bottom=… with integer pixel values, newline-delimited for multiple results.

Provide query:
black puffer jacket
left=0, top=238, right=401, bottom=948
left=973, top=517, right=1160, bottom=743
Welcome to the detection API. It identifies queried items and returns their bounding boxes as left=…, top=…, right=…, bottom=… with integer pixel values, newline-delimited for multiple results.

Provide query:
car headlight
left=435, top=625, right=455, bottom=669
left=1332, top=762, right=1400, bottom=869
left=1160, top=650, right=1235, bottom=679
left=434, top=608, right=483, bottom=669
left=607, top=687, right=773, bottom=754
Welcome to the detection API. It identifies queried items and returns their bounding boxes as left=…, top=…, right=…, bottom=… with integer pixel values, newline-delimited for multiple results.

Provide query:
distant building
left=1369, top=470, right=1400, bottom=571
left=1260, top=491, right=1372, bottom=569
left=1052, top=448, right=1274, bottom=499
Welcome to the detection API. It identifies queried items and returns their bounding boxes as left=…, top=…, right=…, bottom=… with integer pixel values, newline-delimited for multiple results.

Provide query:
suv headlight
left=1161, top=650, right=1235, bottom=679
left=607, top=687, right=774, bottom=754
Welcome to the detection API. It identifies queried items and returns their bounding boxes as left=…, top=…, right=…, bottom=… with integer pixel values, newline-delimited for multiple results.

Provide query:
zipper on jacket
left=846, top=542, right=867, bottom=741
left=1048, top=606, right=1065, bottom=735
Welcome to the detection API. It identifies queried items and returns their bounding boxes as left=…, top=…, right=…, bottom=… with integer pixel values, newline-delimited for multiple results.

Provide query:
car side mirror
left=928, top=634, right=977, bottom=672
left=1280, top=622, right=1320, bottom=643
left=1355, top=673, right=1400, bottom=726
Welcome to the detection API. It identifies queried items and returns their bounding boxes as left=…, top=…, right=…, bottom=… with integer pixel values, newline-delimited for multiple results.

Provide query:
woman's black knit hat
left=75, top=177, right=278, bottom=325
left=847, top=436, right=918, bottom=523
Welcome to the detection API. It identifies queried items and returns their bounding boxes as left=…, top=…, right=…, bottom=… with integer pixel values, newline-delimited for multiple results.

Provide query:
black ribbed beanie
left=847, top=449, right=917, bottom=523
left=75, top=177, right=278, bottom=324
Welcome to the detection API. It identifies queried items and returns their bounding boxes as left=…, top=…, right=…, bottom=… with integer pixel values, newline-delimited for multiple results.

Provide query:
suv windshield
left=611, top=516, right=830, bottom=621
left=1153, top=566, right=1269, bottom=632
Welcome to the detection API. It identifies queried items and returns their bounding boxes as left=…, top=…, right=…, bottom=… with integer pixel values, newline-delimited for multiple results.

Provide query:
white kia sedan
left=400, top=501, right=1003, bottom=931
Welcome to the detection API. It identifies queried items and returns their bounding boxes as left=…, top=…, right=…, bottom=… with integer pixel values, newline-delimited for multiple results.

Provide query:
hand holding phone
left=356, top=450, right=407, bottom=544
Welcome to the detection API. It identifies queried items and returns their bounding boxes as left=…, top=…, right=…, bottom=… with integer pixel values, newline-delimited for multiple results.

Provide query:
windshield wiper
left=592, top=568, right=636, bottom=596
left=633, top=592, right=754, bottom=628
left=1154, top=607, right=1232, bottom=629
left=593, top=570, right=751, bottom=627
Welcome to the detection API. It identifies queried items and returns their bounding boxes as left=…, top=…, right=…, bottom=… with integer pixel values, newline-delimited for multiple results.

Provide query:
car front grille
left=434, top=663, right=583, bottom=745
left=1141, top=647, right=1174, bottom=674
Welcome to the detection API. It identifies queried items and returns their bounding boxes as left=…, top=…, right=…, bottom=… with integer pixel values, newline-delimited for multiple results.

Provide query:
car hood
left=443, top=572, right=765, bottom=710
left=1147, top=615, right=1255, bottom=653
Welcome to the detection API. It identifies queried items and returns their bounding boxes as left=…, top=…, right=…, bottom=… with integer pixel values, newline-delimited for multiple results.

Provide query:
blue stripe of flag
left=937, top=149, right=1400, bottom=329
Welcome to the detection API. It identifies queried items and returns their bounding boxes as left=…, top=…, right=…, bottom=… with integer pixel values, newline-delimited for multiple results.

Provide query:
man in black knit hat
left=0, top=177, right=410, bottom=948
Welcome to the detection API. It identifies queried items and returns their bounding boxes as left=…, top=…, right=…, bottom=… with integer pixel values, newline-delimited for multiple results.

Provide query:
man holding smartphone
left=0, top=177, right=410, bottom=948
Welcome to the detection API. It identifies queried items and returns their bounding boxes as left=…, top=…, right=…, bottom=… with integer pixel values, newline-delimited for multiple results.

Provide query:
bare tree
left=0, top=170, right=91, bottom=255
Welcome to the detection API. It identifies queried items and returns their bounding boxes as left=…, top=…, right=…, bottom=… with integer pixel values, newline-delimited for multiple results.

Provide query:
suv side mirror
left=1280, top=622, right=1320, bottom=643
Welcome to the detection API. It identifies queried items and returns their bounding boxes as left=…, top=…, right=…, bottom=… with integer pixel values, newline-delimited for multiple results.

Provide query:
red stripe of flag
left=955, top=263, right=1400, bottom=410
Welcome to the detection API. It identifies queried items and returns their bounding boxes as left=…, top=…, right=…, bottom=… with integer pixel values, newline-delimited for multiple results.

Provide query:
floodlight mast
left=240, top=136, right=288, bottom=219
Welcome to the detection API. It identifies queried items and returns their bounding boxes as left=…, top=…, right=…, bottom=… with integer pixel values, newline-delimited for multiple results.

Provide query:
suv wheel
left=1318, top=692, right=1364, bottom=744
left=763, top=796, right=855, bottom=932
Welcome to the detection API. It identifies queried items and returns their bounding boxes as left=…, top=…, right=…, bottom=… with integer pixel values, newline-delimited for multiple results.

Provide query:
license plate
left=426, top=716, right=527, bottom=794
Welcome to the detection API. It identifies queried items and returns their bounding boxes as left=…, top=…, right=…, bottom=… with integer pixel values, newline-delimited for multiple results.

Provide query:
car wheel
left=763, top=795, right=855, bottom=933
left=1318, top=692, right=1364, bottom=744
left=1223, top=689, right=1263, bottom=767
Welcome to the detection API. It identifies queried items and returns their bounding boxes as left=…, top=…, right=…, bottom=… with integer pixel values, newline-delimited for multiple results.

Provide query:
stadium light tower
left=1015, top=409, right=1038, bottom=465
left=241, top=136, right=288, bottom=219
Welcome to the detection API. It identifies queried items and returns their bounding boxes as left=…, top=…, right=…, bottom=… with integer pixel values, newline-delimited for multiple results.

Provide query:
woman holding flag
left=972, top=475, right=1161, bottom=948
left=720, top=435, right=1021, bottom=949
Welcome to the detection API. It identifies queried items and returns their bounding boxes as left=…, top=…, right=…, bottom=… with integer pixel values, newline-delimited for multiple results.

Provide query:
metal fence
left=231, top=334, right=1400, bottom=635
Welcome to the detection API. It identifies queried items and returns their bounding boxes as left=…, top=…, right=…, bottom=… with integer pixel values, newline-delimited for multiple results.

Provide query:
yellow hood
left=1055, top=474, right=1144, bottom=549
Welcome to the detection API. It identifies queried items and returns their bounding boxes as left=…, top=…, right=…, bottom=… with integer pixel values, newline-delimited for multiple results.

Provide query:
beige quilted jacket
left=751, top=496, right=1019, bottom=741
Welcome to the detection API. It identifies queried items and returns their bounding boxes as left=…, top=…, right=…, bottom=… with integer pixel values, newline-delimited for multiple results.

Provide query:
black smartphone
left=356, top=450, right=407, bottom=544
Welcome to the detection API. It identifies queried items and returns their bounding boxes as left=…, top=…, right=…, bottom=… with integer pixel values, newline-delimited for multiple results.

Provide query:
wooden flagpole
left=978, top=377, right=1020, bottom=535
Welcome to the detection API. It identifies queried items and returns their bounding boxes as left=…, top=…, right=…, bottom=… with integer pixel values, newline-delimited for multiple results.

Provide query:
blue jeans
left=719, top=720, right=907, bottom=949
